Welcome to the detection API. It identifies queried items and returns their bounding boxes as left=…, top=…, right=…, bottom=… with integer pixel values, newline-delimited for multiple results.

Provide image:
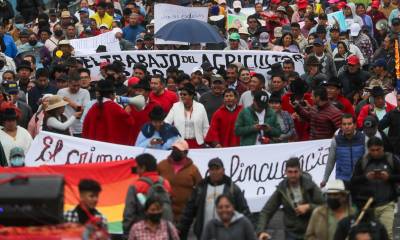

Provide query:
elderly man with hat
left=306, top=180, right=354, bottom=240
left=158, top=139, right=202, bottom=222
left=338, top=55, right=371, bottom=98
left=178, top=157, right=250, bottom=239
left=357, top=86, right=395, bottom=129
left=235, top=90, right=281, bottom=146
left=2, top=80, right=32, bottom=129
left=135, top=106, right=180, bottom=150
left=322, top=77, right=355, bottom=116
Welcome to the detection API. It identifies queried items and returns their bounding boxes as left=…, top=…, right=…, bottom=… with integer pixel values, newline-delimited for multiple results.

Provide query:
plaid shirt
left=64, top=207, right=108, bottom=229
left=128, top=220, right=179, bottom=240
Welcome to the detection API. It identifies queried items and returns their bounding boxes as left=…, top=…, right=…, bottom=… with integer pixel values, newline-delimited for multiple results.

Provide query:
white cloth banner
left=75, top=50, right=304, bottom=79
left=70, top=30, right=121, bottom=55
left=154, top=4, right=209, bottom=44
left=26, top=132, right=330, bottom=212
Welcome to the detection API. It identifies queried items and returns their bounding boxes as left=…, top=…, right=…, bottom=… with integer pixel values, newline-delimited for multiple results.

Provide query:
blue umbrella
left=155, top=18, right=224, bottom=44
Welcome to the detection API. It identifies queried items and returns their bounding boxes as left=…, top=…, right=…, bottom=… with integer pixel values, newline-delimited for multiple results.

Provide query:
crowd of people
left=0, top=0, right=400, bottom=238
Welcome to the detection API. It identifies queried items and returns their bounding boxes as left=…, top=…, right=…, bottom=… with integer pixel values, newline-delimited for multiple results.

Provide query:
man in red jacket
left=122, top=153, right=172, bottom=238
left=126, top=78, right=160, bottom=142
left=321, top=78, right=355, bottom=117
left=205, top=89, right=243, bottom=147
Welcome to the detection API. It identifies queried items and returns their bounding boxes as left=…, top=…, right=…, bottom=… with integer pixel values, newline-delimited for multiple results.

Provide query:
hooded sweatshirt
left=200, top=211, right=256, bottom=240
left=344, top=3, right=364, bottom=27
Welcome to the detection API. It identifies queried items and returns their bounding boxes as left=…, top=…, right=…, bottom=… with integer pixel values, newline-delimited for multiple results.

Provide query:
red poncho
left=83, top=101, right=136, bottom=145
left=205, top=105, right=243, bottom=147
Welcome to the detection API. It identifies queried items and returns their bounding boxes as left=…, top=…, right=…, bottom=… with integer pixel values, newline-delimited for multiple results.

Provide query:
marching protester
left=123, top=153, right=172, bottom=237
left=306, top=180, right=354, bottom=240
left=157, top=139, right=202, bottom=222
left=350, top=137, right=400, bottom=239
left=164, top=83, right=209, bottom=149
left=321, top=114, right=366, bottom=188
left=3, top=0, right=400, bottom=238
left=178, top=157, right=251, bottom=239
left=200, top=194, right=256, bottom=240
left=235, top=90, right=281, bottom=146
left=205, top=88, right=242, bottom=147
left=257, top=157, right=324, bottom=240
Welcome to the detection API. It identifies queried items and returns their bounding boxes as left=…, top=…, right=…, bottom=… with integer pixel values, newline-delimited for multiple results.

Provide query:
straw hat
left=46, top=95, right=68, bottom=111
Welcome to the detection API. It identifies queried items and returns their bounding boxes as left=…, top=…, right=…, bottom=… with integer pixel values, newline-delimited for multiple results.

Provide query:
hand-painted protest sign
left=75, top=50, right=304, bottom=78
left=26, top=131, right=331, bottom=213
left=327, top=11, right=347, bottom=31
left=154, top=3, right=208, bottom=44
left=70, top=30, right=121, bottom=55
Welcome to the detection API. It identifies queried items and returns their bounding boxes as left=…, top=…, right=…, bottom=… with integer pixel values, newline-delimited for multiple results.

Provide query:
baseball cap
left=259, top=32, right=269, bottom=43
left=99, top=23, right=109, bottom=29
left=276, top=6, right=286, bottom=13
left=363, top=115, right=378, bottom=129
left=127, top=76, right=140, bottom=87
left=79, top=8, right=89, bottom=14
left=229, top=32, right=240, bottom=41
left=347, top=55, right=360, bottom=65
left=297, top=0, right=308, bottom=9
left=218, top=0, right=226, bottom=4
left=172, top=139, right=189, bottom=151
left=372, top=58, right=387, bottom=69
left=191, top=66, right=203, bottom=75
left=253, top=90, right=269, bottom=108
left=2, top=81, right=19, bottom=94
left=371, top=0, right=380, bottom=8
left=233, top=0, right=242, bottom=8
left=350, top=23, right=361, bottom=37
left=208, top=157, right=224, bottom=168
left=58, top=39, right=71, bottom=46
left=211, top=74, right=225, bottom=84
left=313, top=38, right=324, bottom=46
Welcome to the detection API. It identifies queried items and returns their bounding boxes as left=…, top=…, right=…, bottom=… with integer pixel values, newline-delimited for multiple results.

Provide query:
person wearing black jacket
left=350, top=137, right=400, bottom=239
left=178, top=157, right=251, bottom=240
left=379, top=93, right=400, bottom=156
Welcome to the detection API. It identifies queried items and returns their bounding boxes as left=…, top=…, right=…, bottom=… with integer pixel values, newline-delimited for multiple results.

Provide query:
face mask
left=29, top=40, right=37, bottom=46
left=147, top=212, right=162, bottom=223
left=10, top=156, right=25, bottom=167
left=170, top=149, right=183, bottom=162
left=54, top=29, right=63, bottom=37
left=327, top=197, right=341, bottom=210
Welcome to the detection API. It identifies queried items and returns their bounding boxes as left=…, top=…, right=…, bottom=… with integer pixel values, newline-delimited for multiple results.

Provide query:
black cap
left=17, top=60, right=33, bottom=72
left=322, top=77, right=342, bottom=88
left=363, top=115, right=378, bottom=129
left=201, top=61, right=214, bottom=71
left=208, top=157, right=224, bottom=168
left=267, top=63, right=283, bottom=75
left=133, top=62, right=147, bottom=72
left=254, top=90, right=269, bottom=108
left=2, top=81, right=19, bottom=94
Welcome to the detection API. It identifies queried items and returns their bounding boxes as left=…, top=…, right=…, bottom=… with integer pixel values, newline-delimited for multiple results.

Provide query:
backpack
left=138, top=176, right=174, bottom=221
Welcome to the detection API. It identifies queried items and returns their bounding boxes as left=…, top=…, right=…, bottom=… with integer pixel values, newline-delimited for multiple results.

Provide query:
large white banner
left=75, top=50, right=304, bottom=79
left=154, top=4, right=209, bottom=44
left=70, top=30, right=121, bottom=55
left=26, top=132, right=330, bottom=211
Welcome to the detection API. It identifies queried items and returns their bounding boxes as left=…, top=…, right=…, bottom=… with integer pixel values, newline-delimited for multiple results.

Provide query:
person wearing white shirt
left=164, top=83, right=209, bottom=148
left=0, top=107, right=32, bottom=166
